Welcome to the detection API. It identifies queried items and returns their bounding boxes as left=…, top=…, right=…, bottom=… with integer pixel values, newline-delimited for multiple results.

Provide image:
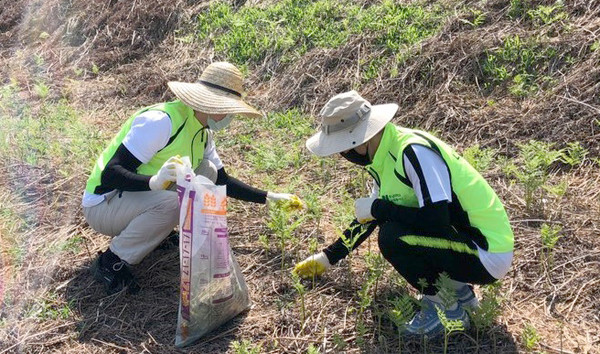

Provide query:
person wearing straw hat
left=294, top=91, right=514, bottom=336
left=82, top=61, right=299, bottom=295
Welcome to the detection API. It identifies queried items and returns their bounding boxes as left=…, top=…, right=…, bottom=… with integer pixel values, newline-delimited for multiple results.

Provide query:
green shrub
left=481, top=35, right=563, bottom=96
left=196, top=0, right=445, bottom=73
left=504, top=140, right=563, bottom=212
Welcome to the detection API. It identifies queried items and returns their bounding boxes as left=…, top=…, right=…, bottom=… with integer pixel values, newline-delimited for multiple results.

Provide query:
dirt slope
left=1, top=0, right=599, bottom=353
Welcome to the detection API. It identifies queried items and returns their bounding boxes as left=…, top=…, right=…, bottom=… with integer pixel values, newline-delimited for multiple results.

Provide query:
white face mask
left=207, top=114, right=234, bottom=131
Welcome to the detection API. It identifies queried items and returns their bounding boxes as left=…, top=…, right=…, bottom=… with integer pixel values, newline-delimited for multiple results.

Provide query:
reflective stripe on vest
left=85, top=100, right=207, bottom=195
left=366, top=123, right=514, bottom=253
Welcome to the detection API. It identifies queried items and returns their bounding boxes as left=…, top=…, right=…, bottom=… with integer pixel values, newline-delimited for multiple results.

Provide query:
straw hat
left=168, top=62, right=262, bottom=118
left=306, top=91, right=398, bottom=156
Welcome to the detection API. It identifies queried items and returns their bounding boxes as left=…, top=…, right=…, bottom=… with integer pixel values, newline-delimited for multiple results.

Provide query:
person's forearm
left=323, top=219, right=378, bottom=265
left=99, top=144, right=151, bottom=192
left=216, top=167, right=267, bottom=203
left=371, top=199, right=450, bottom=235
left=102, top=164, right=151, bottom=191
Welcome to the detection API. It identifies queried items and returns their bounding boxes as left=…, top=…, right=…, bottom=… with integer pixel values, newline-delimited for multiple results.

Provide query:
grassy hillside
left=1, top=0, right=599, bottom=353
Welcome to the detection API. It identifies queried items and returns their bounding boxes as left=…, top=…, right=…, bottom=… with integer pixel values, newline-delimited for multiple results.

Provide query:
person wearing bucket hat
left=294, top=91, right=514, bottom=336
left=82, top=61, right=300, bottom=295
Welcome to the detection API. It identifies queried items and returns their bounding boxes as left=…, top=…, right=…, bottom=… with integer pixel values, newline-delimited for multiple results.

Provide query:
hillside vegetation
left=1, top=0, right=599, bottom=353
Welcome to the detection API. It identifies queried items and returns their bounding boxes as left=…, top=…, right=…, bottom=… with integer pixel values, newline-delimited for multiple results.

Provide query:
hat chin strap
left=322, top=104, right=371, bottom=135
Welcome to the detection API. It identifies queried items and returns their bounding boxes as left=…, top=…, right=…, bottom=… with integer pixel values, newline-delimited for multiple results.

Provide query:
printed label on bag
left=180, top=190, right=195, bottom=322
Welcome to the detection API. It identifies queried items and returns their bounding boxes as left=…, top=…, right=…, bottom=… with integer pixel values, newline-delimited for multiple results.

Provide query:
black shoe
left=92, top=250, right=140, bottom=295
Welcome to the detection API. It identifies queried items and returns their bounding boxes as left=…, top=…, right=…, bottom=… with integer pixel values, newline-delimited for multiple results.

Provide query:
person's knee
left=154, top=192, right=180, bottom=222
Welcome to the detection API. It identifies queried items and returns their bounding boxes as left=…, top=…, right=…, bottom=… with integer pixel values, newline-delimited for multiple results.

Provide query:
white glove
left=267, top=192, right=294, bottom=202
left=149, top=156, right=184, bottom=190
left=266, top=192, right=304, bottom=210
left=293, top=252, right=331, bottom=279
left=355, top=197, right=376, bottom=223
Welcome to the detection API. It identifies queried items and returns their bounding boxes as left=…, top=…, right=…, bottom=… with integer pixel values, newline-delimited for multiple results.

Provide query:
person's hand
left=293, top=252, right=331, bottom=279
left=266, top=192, right=304, bottom=210
left=355, top=197, right=376, bottom=223
left=149, top=156, right=184, bottom=190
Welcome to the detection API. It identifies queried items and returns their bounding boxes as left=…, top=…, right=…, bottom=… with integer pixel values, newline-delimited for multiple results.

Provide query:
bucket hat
left=168, top=62, right=262, bottom=117
left=306, top=91, right=398, bottom=156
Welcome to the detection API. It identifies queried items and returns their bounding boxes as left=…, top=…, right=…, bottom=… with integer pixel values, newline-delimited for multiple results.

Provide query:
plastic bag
left=174, top=160, right=251, bottom=347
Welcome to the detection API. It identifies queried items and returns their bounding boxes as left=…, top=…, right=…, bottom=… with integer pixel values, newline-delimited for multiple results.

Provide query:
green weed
left=196, top=0, right=445, bottom=73
left=25, top=292, right=73, bottom=320
left=434, top=273, right=458, bottom=308
left=561, top=141, right=587, bottom=166
left=0, top=83, right=105, bottom=175
left=267, top=202, right=306, bottom=273
left=540, top=223, right=562, bottom=270
left=527, top=3, right=567, bottom=26
left=307, top=344, right=320, bottom=353
left=291, top=271, right=307, bottom=329
left=468, top=282, right=503, bottom=343
left=34, top=81, right=49, bottom=99
left=504, top=140, right=564, bottom=212
left=230, top=339, right=262, bottom=354
left=434, top=273, right=465, bottom=354
left=508, top=0, right=528, bottom=19
left=521, top=323, right=541, bottom=351
left=462, top=144, right=497, bottom=173
left=481, top=35, right=562, bottom=96
left=388, top=295, right=416, bottom=351
left=461, top=8, right=487, bottom=28
left=436, top=305, right=465, bottom=354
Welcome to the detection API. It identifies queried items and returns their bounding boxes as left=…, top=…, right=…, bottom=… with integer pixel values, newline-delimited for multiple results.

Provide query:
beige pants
left=83, top=160, right=217, bottom=264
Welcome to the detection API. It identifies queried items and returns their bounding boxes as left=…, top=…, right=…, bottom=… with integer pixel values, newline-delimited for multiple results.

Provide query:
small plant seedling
left=230, top=339, right=262, bottom=354
left=540, top=223, right=562, bottom=270
left=504, top=140, right=564, bottom=213
left=468, top=281, right=503, bottom=342
left=562, top=141, right=587, bottom=166
left=436, top=306, right=466, bottom=354
left=267, top=199, right=306, bottom=274
left=388, top=295, right=416, bottom=352
left=521, top=323, right=541, bottom=351
left=291, top=271, right=307, bottom=330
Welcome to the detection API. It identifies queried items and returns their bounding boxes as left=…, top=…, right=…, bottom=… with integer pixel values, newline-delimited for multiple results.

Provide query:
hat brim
left=168, top=81, right=263, bottom=118
left=306, top=103, right=398, bottom=157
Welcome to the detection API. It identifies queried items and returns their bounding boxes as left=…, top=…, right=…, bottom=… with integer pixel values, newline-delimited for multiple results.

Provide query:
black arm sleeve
left=371, top=199, right=450, bottom=235
left=100, top=143, right=151, bottom=192
left=323, top=219, right=378, bottom=265
left=215, top=167, right=267, bottom=204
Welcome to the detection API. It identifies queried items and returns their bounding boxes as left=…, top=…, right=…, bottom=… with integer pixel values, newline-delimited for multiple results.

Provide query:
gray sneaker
left=403, top=297, right=470, bottom=337
left=456, top=284, right=479, bottom=309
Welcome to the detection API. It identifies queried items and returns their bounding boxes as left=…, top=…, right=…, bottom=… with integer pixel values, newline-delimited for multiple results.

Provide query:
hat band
left=322, top=104, right=371, bottom=135
left=199, top=80, right=242, bottom=97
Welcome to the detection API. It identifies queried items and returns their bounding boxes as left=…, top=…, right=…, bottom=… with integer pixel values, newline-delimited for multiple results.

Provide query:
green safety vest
left=85, top=100, right=208, bottom=195
left=366, top=123, right=514, bottom=253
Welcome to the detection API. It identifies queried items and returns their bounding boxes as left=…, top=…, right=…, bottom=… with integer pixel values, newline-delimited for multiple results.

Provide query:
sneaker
left=91, top=251, right=140, bottom=295
left=456, top=284, right=479, bottom=309
left=403, top=297, right=470, bottom=337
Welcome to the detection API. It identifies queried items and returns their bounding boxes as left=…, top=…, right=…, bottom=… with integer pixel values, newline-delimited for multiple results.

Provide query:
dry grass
left=1, top=0, right=599, bottom=353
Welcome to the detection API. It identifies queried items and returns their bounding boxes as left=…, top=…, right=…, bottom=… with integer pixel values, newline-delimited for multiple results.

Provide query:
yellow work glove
left=266, top=192, right=304, bottom=211
left=149, top=155, right=184, bottom=190
left=293, top=252, right=331, bottom=279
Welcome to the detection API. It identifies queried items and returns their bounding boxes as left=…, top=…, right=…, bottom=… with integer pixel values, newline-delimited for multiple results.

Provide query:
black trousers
left=377, top=221, right=496, bottom=295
